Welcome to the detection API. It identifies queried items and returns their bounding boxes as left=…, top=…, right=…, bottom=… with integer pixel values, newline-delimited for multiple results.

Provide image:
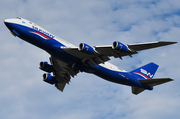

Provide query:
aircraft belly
left=4, top=18, right=176, bottom=95
left=86, top=65, right=143, bottom=88
left=90, top=65, right=128, bottom=85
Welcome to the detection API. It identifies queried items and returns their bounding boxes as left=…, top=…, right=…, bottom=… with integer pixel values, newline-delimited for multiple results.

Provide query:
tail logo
left=140, top=68, right=153, bottom=78
left=134, top=68, right=153, bottom=79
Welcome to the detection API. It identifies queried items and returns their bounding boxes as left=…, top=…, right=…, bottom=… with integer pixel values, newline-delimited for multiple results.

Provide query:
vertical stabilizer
left=130, top=62, right=159, bottom=79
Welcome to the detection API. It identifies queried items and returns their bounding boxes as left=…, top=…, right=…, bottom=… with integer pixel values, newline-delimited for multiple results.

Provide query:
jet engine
left=42, top=73, right=56, bottom=84
left=39, top=62, right=53, bottom=73
left=78, top=43, right=95, bottom=54
left=112, top=41, right=128, bottom=52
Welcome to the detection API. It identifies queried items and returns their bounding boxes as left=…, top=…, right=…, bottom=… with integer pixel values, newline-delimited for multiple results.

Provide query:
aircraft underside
left=4, top=17, right=176, bottom=95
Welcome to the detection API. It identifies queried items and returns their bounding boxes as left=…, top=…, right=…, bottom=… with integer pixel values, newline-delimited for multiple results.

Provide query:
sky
left=0, top=0, right=180, bottom=119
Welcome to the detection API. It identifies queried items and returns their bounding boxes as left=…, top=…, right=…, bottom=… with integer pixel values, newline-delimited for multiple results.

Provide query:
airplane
left=4, top=17, right=177, bottom=95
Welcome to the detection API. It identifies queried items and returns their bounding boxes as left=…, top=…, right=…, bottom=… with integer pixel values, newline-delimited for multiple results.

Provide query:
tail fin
left=130, top=62, right=173, bottom=95
left=130, top=62, right=159, bottom=79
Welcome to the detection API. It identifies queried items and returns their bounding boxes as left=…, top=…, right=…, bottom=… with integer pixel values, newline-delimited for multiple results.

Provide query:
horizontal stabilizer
left=132, top=78, right=173, bottom=95
left=138, top=78, right=173, bottom=87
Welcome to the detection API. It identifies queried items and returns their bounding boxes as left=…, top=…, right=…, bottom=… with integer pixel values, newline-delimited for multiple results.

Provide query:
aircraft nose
left=4, top=18, right=12, bottom=24
left=4, top=18, right=17, bottom=30
left=4, top=19, right=13, bottom=28
left=4, top=19, right=9, bottom=25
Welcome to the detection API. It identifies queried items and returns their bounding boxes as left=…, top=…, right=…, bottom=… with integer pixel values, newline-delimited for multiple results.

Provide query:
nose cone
left=4, top=18, right=19, bottom=30
left=4, top=19, right=10, bottom=26
left=4, top=19, right=13, bottom=29
left=4, top=18, right=14, bottom=24
left=4, top=19, right=10, bottom=23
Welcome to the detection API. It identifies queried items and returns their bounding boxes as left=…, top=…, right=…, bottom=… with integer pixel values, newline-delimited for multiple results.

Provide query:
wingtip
left=169, top=78, right=174, bottom=81
left=170, top=41, right=178, bottom=44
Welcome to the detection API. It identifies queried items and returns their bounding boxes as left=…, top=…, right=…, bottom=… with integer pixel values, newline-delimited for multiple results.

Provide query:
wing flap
left=50, top=57, right=79, bottom=92
left=55, top=82, right=66, bottom=92
left=95, top=45, right=137, bottom=58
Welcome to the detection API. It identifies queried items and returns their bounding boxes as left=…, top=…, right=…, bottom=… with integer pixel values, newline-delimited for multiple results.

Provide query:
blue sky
left=0, top=0, right=180, bottom=119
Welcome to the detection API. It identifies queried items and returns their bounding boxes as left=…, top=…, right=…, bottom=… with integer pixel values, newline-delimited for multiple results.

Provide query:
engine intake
left=42, top=73, right=56, bottom=84
left=78, top=43, right=95, bottom=54
left=39, top=62, right=53, bottom=73
left=112, top=41, right=128, bottom=53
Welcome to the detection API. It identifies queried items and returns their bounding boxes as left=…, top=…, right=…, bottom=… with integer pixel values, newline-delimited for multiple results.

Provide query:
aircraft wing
left=50, top=57, right=79, bottom=92
left=95, top=41, right=177, bottom=56
left=127, top=41, right=177, bottom=51
left=61, top=41, right=176, bottom=66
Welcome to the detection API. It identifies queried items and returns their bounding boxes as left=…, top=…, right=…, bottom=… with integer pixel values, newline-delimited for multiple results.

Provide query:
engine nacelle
left=78, top=43, right=95, bottom=54
left=42, top=73, right=56, bottom=84
left=39, top=62, right=53, bottom=73
left=112, top=41, right=128, bottom=52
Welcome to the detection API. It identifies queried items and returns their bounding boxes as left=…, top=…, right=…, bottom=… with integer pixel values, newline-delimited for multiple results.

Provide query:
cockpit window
left=16, top=17, right=22, bottom=20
